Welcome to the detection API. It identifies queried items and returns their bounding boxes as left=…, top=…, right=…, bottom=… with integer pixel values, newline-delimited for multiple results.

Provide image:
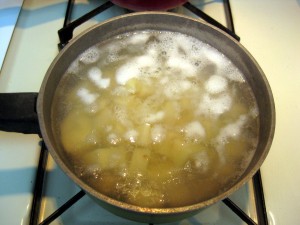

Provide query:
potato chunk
left=125, top=78, right=153, bottom=98
left=60, top=110, right=94, bottom=154
left=83, top=147, right=127, bottom=170
left=155, top=140, right=203, bottom=167
left=136, top=123, right=151, bottom=146
left=128, top=148, right=151, bottom=176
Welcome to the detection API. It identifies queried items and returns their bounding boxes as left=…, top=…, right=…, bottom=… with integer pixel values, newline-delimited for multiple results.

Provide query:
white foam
left=159, top=76, right=169, bottom=85
left=124, top=129, right=138, bottom=143
left=216, top=115, right=248, bottom=144
left=166, top=56, right=197, bottom=77
left=77, top=88, right=98, bottom=105
left=146, top=44, right=159, bottom=57
left=127, top=32, right=150, bottom=45
left=136, top=55, right=156, bottom=67
left=250, top=106, right=259, bottom=118
left=114, top=106, right=130, bottom=126
left=106, top=53, right=119, bottom=63
left=223, top=67, right=245, bottom=82
left=191, top=151, right=209, bottom=172
left=145, top=111, right=165, bottom=124
left=103, top=41, right=123, bottom=63
left=115, top=55, right=156, bottom=85
left=115, top=62, right=140, bottom=85
left=88, top=67, right=111, bottom=89
left=205, top=75, right=228, bottom=94
left=204, top=48, right=227, bottom=70
left=99, top=78, right=110, bottom=89
left=164, top=80, right=192, bottom=98
left=107, top=133, right=121, bottom=145
left=151, top=125, right=165, bottom=143
left=79, top=46, right=100, bottom=64
left=214, top=115, right=248, bottom=164
left=67, top=60, right=81, bottom=74
left=173, top=34, right=204, bottom=60
left=184, top=121, right=206, bottom=139
left=197, top=93, right=232, bottom=116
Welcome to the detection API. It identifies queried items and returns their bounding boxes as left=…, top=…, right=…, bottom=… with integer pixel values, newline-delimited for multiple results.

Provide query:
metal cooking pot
left=37, top=12, right=275, bottom=224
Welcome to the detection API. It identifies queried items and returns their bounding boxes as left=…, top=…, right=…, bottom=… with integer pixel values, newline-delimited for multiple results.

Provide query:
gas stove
left=1, top=1, right=300, bottom=225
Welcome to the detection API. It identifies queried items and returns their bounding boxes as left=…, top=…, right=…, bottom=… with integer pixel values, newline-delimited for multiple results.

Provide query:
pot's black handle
left=0, top=93, right=41, bottom=135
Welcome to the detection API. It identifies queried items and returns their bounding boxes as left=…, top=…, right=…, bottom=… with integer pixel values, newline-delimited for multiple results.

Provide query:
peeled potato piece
left=83, top=147, right=128, bottom=170
left=125, top=78, right=153, bottom=98
left=155, top=139, right=203, bottom=167
left=128, top=148, right=151, bottom=176
left=162, top=101, right=181, bottom=124
left=136, top=123, right=152, bottom=146
left=60, top=110, right=94, bottom=154
left=94, top=107, right=114, bottom=130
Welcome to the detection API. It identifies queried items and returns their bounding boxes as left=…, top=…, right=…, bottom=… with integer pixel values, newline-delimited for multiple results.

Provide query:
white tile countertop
left=0, top=0, right=23, bottom=70
left=230, top=1, right=300, bottom=224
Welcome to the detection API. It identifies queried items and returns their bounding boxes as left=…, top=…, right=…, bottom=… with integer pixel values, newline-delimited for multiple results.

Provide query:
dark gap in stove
left=29, top=1, right=267, bottom=225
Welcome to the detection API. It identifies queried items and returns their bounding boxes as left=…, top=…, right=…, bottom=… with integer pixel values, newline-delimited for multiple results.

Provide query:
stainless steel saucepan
left=35, top=12, right=275, bottom=224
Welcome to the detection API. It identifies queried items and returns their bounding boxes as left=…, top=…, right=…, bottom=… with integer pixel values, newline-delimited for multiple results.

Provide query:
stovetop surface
left=0, top=1, right=300, bottom=225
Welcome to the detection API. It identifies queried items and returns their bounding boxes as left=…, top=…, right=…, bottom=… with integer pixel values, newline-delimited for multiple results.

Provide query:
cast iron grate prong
left=58, top=1, right=115, bottom=50
left=29, top=142, right=48, bottom=225
left=222, top=198, right=257, bottom=225
left=253, top=170, right=269, bottom=225
left=223, top=0, right=236, bottom=34
left=39, top=190, right=86, bottom=225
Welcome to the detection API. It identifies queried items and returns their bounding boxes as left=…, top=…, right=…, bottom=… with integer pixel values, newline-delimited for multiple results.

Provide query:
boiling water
left=52, top=30, right=259, bottom=208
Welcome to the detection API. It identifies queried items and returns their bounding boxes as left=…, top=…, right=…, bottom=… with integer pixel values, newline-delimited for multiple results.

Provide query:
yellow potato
left=60, top=110, right=94, bottom=154
left=125, top=78, right=153, bottom=98
left=125, top=78, right=139, bottom=94
left=136, top=123, right=152, bottom=146
left=137, top=80, right=153, bottom=98
left=94, top=107, right=114, bottom=130
left=155, top=139, right=203, bottom=167
left=128, top=148, right=151, bottom=176
left=162, top=101, right=180, bottom=124
left=83, top=147, right=127, bottom=170
left=172, top=141, right=205, bottom=167
left=125, top=78, right=154, bottom=98
left=200, top=117, right=220, bottom=140
left=95, top=96, right=110, bottom=110
left=66, top=81, right=98, bottom=105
